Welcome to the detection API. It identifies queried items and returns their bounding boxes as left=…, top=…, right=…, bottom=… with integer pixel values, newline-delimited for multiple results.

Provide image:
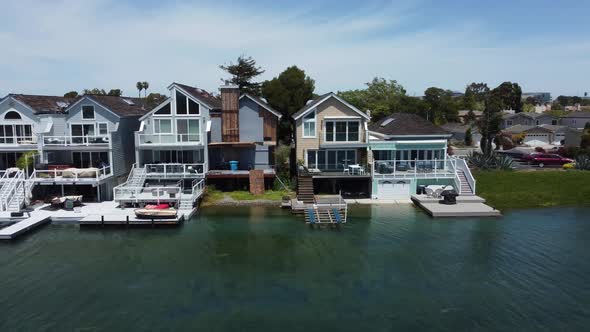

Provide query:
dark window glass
left=325, top=122, right=334, bottom=141
left=4, top=111, right=21, bottom=120
left=348, top=122, right=359, bottom=141
left=82, top=106, right=94, bottom=119
left=335, top=122, right=347, bottom=141
left=188, top=99, right=200, bottom=115
left=155, top=103, right=171, bottom=115
left=176, top=91, right=187, bottom=114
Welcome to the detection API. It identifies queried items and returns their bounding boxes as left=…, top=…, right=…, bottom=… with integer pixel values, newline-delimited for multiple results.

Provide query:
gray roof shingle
left=9, top=94, right=79, bottom=114
left=173, top=83, right=221, bottom=110
left=369, top=113, right=450, bottom=136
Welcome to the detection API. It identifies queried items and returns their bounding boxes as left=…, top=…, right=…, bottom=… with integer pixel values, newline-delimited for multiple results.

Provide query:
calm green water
left=1, top=205, right=589, bottom=331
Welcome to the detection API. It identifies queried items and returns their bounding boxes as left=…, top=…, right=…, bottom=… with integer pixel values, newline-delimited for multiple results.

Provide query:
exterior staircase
left=128, top=166, right=147, bottom=187
left=0, top=170, right=29, bottom=212
left=178, top=194, right=194, bottom=210
left=457, top=170, right=474, bottom=195
left=297, top=176, right=315, bottom=203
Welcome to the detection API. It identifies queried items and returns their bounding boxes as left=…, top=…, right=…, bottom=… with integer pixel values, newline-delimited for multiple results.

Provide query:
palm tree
left=136, top=82, right=143, bottom=98
left=142, top=82, right=149, bottom=98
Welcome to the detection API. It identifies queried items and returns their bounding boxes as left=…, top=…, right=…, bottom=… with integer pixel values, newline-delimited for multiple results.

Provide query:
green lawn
left=475, top=170, right=590, bottom=210
left=202, top=188, right=293, bottom=205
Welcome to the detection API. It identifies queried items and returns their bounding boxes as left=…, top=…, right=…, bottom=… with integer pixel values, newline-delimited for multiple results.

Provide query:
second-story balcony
left=144, top=163, right=206, bottom=179
left=137, top=133, right=202, bottom=147
left=0, top=135, right=38, bottom=148
left=42, top=135, right=110, bottom=147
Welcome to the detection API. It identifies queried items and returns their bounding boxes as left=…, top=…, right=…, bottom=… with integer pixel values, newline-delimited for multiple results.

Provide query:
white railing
left=452, top=156, right=476, bottom=194
left=137, top=133, right=201, bottom=145
left=29, top=166, right=112, bottom=182
left=0, top=170, right=24, bottom=211
left=144, top=163, right=206, bottom=178
left=372, top=159, right=454, bottom=179
left=42, top=135, right=110, bottom=146
left=113, top=185, right=182, bottom=202
left=0, top=136, right=38, bottom=145
left=191, top=179, right=205, bottom=201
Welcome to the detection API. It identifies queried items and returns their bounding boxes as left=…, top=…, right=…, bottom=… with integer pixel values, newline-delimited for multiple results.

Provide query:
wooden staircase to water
left=297, top=176, right=315, bottom=204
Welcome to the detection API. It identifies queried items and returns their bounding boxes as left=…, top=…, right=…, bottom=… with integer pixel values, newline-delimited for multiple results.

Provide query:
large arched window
left=4, top=111, right=22, bottom=120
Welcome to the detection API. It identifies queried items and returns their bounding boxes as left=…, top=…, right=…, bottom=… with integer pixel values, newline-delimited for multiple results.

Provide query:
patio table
left=348, top=164, right=361, bottom=175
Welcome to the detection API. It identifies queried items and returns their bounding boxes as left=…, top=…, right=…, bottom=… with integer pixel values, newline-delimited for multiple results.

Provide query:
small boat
left=134, top=204, right=177, bottom=219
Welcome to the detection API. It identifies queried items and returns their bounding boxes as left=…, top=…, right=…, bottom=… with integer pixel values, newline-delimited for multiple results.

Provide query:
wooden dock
left=0, top=212, right=52, bottom=240
left=411, top=195, right=501, bottom=218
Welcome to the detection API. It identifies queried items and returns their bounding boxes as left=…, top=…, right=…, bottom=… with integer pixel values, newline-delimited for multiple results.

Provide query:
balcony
left=298, top=164, right=370, bottom=178
left=137, top=133, right=202, bottom=146
left=144, top=163, right=206, bottom=179
left=0, top=136, right=38, bottom=147
left=372, top=159, right=455, bottom=179
left=42, top=135, right=110, bottom=147
left=29, top=165, right=112, bottom=184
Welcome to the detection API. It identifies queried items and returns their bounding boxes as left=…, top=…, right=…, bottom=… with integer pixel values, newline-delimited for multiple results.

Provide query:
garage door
left=524, top=134, right=549, bottom=146
left=377, top=180, right=410, bottom=200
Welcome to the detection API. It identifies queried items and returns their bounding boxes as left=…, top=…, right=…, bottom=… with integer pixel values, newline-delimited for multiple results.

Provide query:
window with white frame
left=303, top=111, right=316, bottom=137
left=175, top=91, right=200, bottom=115
left=154, top=119, right=172, bottom=134
left=324, top=120, right=360, bottom=142
left=98, top=123, right=108, bottom=135
left=82, top=105, right=95, bottom=119
left=506, top=120, right=513, bottom=126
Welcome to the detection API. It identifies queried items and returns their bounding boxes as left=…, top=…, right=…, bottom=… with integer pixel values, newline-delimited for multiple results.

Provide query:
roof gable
left=292, top=93, right=369, bottom=120
left=6, top=94, right=78, bottom=115
left=239, top=94, right=282, bottom=119
left=169, top=83, right=221, bottom=110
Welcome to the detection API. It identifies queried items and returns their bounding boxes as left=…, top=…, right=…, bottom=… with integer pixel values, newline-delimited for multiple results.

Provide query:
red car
left=530, top=154, right=573, bottom=168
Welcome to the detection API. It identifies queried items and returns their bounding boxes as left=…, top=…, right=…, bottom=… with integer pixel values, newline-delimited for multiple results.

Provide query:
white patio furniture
left=342, top=164, right=350, bottom=175
left=348, top=164, right=361, bottom=175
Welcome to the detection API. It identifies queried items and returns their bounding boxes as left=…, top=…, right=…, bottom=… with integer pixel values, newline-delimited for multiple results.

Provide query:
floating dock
left=291, top=195, right=348, bottom=226
left=0, top=201, right=199, bottom=240
left=411, top=194, right=501, bottom=218
left=0, top=212, right=52, bottom=240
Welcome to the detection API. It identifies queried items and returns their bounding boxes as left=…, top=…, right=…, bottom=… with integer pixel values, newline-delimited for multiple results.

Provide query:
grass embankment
left=202, top=187, right=293, bottom=206
left=475, top=170, right=590, bottom=210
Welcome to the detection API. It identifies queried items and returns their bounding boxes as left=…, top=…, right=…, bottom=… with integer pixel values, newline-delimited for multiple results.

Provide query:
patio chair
left=433, top=188, right=444, bottom=198
left=342, top=164, right=350, bottom=175
left=397, top=162, right=409, bottom=172
left=424, top=187, right=435, bottom=198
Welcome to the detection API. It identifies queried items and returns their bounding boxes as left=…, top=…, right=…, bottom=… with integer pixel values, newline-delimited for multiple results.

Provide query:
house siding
left=295, top=96, right=367, bottom=162
left=562, top=117, right=590, bottom=129
left=503, top=114, right=558, bottom=128
left=239, top=98, right=264, bottom=142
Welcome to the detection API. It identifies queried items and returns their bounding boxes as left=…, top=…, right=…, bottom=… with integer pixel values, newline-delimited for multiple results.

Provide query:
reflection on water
left=1, top=205, right=589, bottom=331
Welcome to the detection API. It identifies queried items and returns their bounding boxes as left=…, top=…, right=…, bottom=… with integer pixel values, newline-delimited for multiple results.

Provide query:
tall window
left=325, top=121, right=360, bottom=142
left=176, top=119, right=200, bottom=142
left=82, top=106, right=95, bottom=119
left=98, top=123, right=108, bottom=135
left=175, top=91, right=200, bottom=115
left=303, top=111, right=316, bottom=137
left=154, top=119, right=172, bottom=134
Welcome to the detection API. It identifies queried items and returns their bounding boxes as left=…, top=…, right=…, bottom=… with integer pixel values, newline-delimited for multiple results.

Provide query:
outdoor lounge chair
left=424, top=187, right=435, bottom=197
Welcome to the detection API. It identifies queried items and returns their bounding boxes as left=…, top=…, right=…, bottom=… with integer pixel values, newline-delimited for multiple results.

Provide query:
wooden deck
left=411, top=194, right=501, bottom=218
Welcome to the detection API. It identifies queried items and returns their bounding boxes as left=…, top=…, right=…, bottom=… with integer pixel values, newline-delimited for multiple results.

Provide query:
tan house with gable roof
left=292, top=93, right=372, bottom=197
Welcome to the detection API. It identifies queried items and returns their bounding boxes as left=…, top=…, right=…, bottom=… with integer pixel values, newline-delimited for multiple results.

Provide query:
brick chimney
left=220, top=82, right=240, bottom=142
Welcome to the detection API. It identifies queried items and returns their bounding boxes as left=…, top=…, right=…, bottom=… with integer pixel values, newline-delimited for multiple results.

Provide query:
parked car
left=530, top=154, right=573, bottom=168
left=521, top=152, right=543, bottom=163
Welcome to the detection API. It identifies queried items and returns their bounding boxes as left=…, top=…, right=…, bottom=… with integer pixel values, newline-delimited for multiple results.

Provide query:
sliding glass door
left=306, top=150, right=357, bottom=171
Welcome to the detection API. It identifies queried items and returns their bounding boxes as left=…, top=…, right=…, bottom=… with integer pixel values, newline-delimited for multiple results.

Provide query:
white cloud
left=0, top=0, right=588, bottom=98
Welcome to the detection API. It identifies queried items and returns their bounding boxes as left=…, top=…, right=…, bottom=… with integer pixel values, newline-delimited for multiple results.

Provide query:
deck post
left=101, top=215, right=104, bottom=227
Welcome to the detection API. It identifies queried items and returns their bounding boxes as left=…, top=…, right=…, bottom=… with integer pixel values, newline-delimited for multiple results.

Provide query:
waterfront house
left=368, top=113, right=475, bottom=200
left=0, top=93, right=147, bottom=209
left=292, top=93, right=372, bottom=199
left=207, top=83, right=281, bottom=191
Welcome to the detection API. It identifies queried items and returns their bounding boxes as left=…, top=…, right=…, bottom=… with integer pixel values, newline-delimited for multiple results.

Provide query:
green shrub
left=575, top=155, right=590, bottom=170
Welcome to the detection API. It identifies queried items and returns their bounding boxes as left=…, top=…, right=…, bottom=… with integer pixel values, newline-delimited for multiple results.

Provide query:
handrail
left=0, top=136, right=38, bottom=144
left=138, top=133, right=202, bottom=145
left=190, top=179, right=205, bottom=201
left=30, top=166, right=112, bottom=181
left=42, top=135, right=110, bottom=146
left=452, top=157, right=476, bottom=194
left=144, top=163, right=206, bottom=178
left=0, top=170, right=24, bottom=211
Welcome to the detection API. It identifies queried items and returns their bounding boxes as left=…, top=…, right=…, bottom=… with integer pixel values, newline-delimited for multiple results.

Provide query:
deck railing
left=42, top=135, right=110, bottom=146
left=450, top=156, right=476, bottom=194
left=29, top=166, right=112, bottom=182
left=191, top=179, right=206, bottom=202
left=0, top=136, right=37, bottom=145
left=113, top=185, right=182, bottom=202
left=137, top=133, right=201, bottom=145
left=372, top=159, right=454, bottom=179
left=144, top=163, right=206, bottom=178
left=0, top=170, right=24, bottom=211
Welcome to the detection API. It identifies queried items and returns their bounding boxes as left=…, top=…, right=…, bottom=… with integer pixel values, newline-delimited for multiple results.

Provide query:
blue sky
left=1, top=0, right=588, bottom=98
